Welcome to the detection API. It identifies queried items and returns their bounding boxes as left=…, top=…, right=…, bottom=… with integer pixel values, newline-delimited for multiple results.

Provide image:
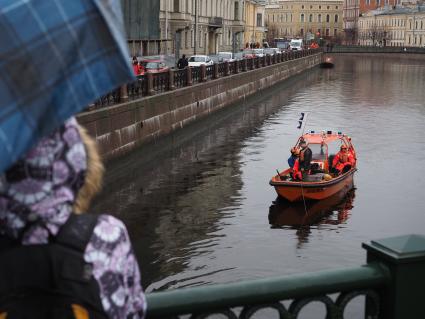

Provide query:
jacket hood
left=0, top=118, right=87, bottom=244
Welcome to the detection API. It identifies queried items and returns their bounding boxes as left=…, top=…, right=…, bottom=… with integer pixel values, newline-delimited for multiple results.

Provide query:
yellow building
left=265, top=0, right=343, bottom=42
left=244, top=0, right=267, bottom=47
left=358, top=6, right=425, bottom=47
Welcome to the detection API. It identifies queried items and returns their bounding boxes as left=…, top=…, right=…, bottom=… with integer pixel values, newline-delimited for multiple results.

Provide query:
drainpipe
left=165, top=0, right=168, bottom=54
left=194, top=0, right=198, bottom=54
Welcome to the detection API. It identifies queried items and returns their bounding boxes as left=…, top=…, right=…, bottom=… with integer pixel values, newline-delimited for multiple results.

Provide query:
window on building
left=301, top=14, right=305, bottom=22
left=415, top=21, right=418, bottom=29
left=257, top=13, right=262, bottom=27
left=377, top=0, right=380, bottom=5
left=319, top=5, right=321, bottom=9
left=336, top=6, right=338, bottom=9
left=318, top=14, right=322, bottom=22
left=309, top=14, right=313, bottom=22
left=302, top=5, right=304, bottom=9
left=326, top=28, right=329, bottom=36
left=335, top=14, right=338, bottom=23
left=301, top=28, right=304, bottom=35
left=327, top=6, right=330, bottom=9
left=334, top=29, right=337, bottom=36
left=310, top=5, right=313, bottom=9
left=174, top=0, right=180, bottom=12
left=326, top=14, right=330, bottom=23
left=234, top=1, right=239, bottom=20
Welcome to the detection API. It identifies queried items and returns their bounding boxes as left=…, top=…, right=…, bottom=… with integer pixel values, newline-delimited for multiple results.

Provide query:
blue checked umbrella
left=0, top=0, right=134, bottom=173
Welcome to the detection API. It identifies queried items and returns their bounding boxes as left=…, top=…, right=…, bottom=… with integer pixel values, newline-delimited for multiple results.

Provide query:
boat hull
left=270, top=169, right=355, bottom=202
left=320, top=62, right=334, bottom=68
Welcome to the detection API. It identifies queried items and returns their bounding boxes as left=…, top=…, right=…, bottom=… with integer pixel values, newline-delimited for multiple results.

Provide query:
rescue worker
left=291, top=148, right=302, bottom=181
left=299, top=139, right=312, bottom=180
left=332, top=144, right=355, bottom=175
left=287, top=147, right=298, bottom=168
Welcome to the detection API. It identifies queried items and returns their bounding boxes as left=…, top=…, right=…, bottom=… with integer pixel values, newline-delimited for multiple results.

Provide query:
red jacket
left=292, top=159, right=302, bottom=180
left=332, top=151, right=355, bottom=172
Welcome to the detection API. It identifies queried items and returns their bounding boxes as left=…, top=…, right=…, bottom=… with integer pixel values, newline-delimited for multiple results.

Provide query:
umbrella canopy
left=0, top=0, right=134, bottom=173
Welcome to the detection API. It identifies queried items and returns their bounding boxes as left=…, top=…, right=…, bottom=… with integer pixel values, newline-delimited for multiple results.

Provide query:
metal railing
left=89, top=49, right=322, bottom=109
left=145, top=234, right=425, bottom=319
left=327, top=45, right=425, bottom=54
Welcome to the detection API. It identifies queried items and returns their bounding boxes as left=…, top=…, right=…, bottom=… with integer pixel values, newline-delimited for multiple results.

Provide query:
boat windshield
left=309, top=143, right=327, bottom=161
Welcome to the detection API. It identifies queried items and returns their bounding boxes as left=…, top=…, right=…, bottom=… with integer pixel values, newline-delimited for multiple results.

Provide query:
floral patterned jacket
left=0, top=118, right=146, bottom=318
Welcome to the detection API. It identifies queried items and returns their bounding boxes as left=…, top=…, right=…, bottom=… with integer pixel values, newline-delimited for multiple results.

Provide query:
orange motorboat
left=269, top=131, right=357, bottom=202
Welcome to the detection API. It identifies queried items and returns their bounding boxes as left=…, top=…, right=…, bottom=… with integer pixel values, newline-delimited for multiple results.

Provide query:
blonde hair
left=73, top=124, right=104, bottom=214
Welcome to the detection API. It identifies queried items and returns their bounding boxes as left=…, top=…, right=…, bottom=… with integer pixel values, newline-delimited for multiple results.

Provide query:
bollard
left=186, top=66, right=192, bottom=86
left=213, top=63, right=219, bottom=79
left=363, top=234, right=425, bottom=319
left=224, top=61, right=230, bottom=76
left=241, top=59, right=247, bottom=72
left=200, top=64, right=207, bottom=82
left=120, top=84, right=128, bottom=102
left=168, top=69, right=175, bottom=91
left=146, top=72, right=154, bottom=95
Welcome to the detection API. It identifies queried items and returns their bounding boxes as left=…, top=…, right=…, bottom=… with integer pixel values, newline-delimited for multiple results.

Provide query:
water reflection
left=269, top=189, right=356, bottom=248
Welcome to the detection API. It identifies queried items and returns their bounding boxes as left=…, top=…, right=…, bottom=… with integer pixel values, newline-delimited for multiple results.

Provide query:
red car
left=140, top=59, right=169, bottom=74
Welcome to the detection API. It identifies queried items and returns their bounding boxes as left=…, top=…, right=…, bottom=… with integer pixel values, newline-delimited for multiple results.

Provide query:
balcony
left=209, top=17, right=223, bottom=29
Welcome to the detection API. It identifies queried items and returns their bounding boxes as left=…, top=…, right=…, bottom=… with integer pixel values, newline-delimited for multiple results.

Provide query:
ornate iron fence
left=218, top=62, right=226, bottom=77
left=86, top=49, right=322, bottom=110
left=329, top=45, right=425, bottom=54
left=152, top=71, right=169, bottom=93
left=145, top=233, right=425, bottom=319
left=191, top=66, right=201, bottom=84
left=174, top=69, right=187, bottom=88
left=206, top=65, right=214, bottom=80
left=127, top=75, right=146, bottom=100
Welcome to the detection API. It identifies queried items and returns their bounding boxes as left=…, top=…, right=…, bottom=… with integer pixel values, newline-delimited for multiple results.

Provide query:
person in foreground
left=0, top=117, right=146, bottom=319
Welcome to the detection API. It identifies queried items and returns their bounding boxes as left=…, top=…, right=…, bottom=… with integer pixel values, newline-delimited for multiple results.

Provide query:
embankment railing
left=89, top=48, right=322, bottom=110
left=327, top=45, right=425, bottom=54
left=145, top=234, right=425, bottom=319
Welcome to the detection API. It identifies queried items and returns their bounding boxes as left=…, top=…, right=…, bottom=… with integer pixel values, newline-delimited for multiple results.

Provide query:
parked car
left=289, top=39, right=303, bottom=51
left=243, top=49, right=255, bottom=58
left=252, top=48, right=265, bottom=57
left=188, top=55, right=214, bottom=67
left=140, top=59, right=169, bottom=73
left=217, top=52, right=235, bottom=62
left=264, top=48, right=281, bottom=56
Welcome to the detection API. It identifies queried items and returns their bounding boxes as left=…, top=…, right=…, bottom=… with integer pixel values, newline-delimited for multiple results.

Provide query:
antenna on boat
left=297, top=112, right=309, bottom=216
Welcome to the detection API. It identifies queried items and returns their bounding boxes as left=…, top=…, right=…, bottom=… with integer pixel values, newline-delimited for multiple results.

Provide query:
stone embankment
left=77, top=51, right=322, bottom=160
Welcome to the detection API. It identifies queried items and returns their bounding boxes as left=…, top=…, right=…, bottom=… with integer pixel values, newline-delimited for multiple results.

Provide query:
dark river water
left=92, top=55, right=425, bottom=306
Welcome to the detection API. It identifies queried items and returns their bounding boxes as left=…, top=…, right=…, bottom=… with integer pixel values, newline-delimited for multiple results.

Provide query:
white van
left=289, top=39, right=303, bottom=51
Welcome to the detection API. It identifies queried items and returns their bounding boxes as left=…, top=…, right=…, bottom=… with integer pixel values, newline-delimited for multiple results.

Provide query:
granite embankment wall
left=77, top=53, right=322, bottom=160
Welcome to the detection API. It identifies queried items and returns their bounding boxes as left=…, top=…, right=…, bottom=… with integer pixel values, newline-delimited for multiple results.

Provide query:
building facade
left=122, top=0, right=162, bottom=56
left=244, top=0, right=267, bottom=47
left=160, top=0, right=246, bottom=57
left=343, top=0, right=360, bottom=44
left=265, top=0, right=344, bottom=42
left=358, top=4, right=425, bottom=47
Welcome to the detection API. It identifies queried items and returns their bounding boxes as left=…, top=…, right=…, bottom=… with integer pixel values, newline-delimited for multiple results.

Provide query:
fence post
left=234, top=60, right=239, bottom=74
left=213, top=63, right=219, bottom=79
left=363, top=234, right=425, bottom=319
left=241, top=58, right=247, bottom=72
left=186, top=66, right=192, bottom=86
left=224, top=61, right=230, bottom=76
left=146, top=72, right=154, bottom=95
left=200, top=64, right=207, bottom=82
left=168, top=69, right=175, bottom=91
left=120, top=84, right=128, bottom=102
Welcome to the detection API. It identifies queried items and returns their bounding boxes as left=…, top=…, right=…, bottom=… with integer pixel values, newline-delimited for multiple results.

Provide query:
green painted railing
left=146, top=234, right=425, bottom=319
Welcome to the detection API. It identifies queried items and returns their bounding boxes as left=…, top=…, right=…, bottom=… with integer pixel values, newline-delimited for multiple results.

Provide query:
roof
left=301, top=131, right=349, bottom=144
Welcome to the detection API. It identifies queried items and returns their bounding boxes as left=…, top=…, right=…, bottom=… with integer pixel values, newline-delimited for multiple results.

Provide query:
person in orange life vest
left=299, top=139, right=312, bottom=180
left=291, top=149, right=302, bottom=181
left=332, top=144, right=355, bottom=175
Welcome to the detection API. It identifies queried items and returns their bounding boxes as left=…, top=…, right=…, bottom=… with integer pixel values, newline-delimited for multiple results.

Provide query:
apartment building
left=160, top=0, right=246, bottom=57
left=244, top=0, right=267, bottom=47
left=343, top=0, right=360, bottom=43
left=265, top=0, right=344, bottom=41
left=358, top=4, right=425, bottom=47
